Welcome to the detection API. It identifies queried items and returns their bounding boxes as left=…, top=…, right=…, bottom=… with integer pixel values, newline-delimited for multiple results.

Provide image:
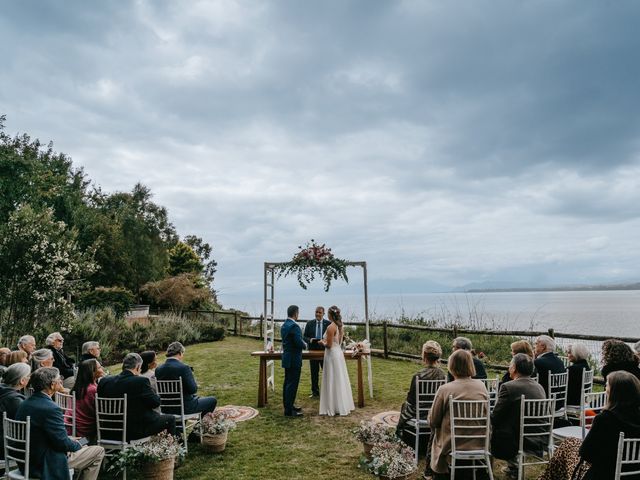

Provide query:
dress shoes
left=309, top=392, right=320, bottom=398
left=293, top=405, right=303, bottom=412
left=285, top=411, right=304, bottom=418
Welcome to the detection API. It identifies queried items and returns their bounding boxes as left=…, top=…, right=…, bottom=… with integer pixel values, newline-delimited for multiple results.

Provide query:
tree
left=0, top=205, right=96, bottom=343
left=140, top=274, right=211, bottom=313
left=168, top=242, right=203, bottom=276
left=184, top=235, right=218, bottom=286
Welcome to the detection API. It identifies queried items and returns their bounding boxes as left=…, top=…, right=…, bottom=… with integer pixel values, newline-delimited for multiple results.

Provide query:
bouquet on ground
left=364, top=440, right=417, bottom=479
left=202, top=410, right=237, bottom=435
left=352, top=420, right=395, bottom=445
left=108, top=431, right=185, bottom=475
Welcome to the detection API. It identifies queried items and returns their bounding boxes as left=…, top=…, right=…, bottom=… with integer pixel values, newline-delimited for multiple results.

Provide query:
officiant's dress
left=319, top=329, right=355, bottom=416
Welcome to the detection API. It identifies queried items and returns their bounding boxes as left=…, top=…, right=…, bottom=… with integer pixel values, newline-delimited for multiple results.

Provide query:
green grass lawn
left=122, top=336, right=544, bottom=479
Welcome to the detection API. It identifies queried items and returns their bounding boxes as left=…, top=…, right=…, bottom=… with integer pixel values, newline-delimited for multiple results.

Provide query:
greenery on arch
left=274, top=240, right=349, bottom=292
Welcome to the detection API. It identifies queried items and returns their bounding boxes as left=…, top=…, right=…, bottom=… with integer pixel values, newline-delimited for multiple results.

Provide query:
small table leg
left=258, top=358, right=267, bottom=407
left=357, top=355, right=364, bottom=408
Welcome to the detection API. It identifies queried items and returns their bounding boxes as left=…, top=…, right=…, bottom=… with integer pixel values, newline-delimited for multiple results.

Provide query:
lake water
left=220, top=290, right=640, bottom=338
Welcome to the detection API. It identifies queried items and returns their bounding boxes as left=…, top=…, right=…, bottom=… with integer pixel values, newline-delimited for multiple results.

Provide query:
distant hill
left=462, top=282, right=640, bottom=293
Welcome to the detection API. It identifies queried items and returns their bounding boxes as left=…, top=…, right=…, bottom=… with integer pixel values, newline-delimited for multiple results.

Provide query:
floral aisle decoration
left=353, top=420, right=396, bottom=459
left=201, top=410, right=237, bottom=452
left=274, top=240, right=349, bottom=291
left=363, top=440, right=417, bottom=480
left=108, top=432, right=185, bottom=480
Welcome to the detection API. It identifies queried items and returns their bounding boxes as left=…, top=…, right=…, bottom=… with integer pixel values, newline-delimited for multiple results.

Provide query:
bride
left=319, top=305, right=355, bottom=416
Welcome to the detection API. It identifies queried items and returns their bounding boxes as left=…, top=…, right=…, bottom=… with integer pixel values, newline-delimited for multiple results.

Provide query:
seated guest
left=97, top=353, right=176, bottom=440
left=447, top=337, right=487, bottom=381
left=396, top=340, right=445, bottom=445
left=0, top=363, right=31, bottom=459
left=71, top=359, right=105, bottom=441
left=491, top=354, right=546, bottom=479
left=7, top=350, right=28, bottom=365
left=16, top=367, right=105, bottom=480
left=601, top=339, right=640, bottom=381
left=80, top=341, right=101, bottom=362
left=140, top=351, right=159, bottom=394
left=156, top=341, right=217, bottom=415
left=566, top=343, right=591, bottom=406
left=533, top=335, right=566, bottom=397
left=539, top=371, right=640, bottom=480
left=0, top=347, right=12, bottom=365
left=30, top=348, right=55, bottom=371
left=500, top=340, right=536, bottom=386
left=45, top=332, right=76, bottom=388
left=428, top=349, right=489, bottom=479
left=17, top=335, right=36, bottom=360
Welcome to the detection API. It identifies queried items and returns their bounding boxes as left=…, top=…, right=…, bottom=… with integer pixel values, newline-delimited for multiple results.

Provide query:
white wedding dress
left=319, top=328, right=355, bottom=416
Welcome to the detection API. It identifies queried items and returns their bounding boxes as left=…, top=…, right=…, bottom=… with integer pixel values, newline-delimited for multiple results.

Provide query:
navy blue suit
left=156, top=357, right=216, bottom=415
left=281, top=318, right=307, bottom=415
left=16, top=391, right=81, bottom=479
left=303, top=319, right=331, bottom=395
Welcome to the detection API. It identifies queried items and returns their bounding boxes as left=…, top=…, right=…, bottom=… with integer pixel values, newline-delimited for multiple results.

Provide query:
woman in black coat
left=566, top=343, right=591, bottom=406
left=601, top=339, right=640, bottom=381
left=0, top=363, right=32, bottom=459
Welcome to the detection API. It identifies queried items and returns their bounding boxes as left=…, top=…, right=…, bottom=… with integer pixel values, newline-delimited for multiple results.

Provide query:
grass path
left=128, top=336, right=542, bottom=479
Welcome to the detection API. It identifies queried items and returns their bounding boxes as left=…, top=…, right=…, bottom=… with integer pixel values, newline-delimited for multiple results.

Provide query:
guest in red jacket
left=70, top=359, right=105, bottom=440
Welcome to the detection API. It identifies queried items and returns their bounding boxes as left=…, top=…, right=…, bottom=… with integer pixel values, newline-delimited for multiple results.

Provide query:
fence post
left=548, top=328, right=555, bottom=338
left=233, top=311, right=238, bottom=336
left=260, top=314, right=264, bottom=341
left=383, top=321, right=389, bottom=359
left=453, top=324, right=458, bottom=339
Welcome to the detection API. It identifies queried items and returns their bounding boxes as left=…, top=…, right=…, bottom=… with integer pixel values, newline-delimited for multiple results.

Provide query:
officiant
left=303, top=306, right=331, bottom=397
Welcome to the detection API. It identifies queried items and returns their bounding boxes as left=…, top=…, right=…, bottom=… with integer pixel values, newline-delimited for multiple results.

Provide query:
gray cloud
left=1, top=0, right=640, bottom=309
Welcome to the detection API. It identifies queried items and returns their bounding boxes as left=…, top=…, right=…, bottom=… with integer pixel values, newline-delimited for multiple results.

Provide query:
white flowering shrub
left=109, top=432, right=185, bottom=474
left=362, top=440, right=417, bottom=478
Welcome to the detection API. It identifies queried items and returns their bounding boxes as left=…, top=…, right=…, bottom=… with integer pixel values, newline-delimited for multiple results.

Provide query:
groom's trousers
left=283, top=366, right=301, bottom=414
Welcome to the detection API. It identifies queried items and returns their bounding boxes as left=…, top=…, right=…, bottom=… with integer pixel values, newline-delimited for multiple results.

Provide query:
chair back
left=449, top=396, right=491, bottom=455
left=558, top=355, right=570, bottom=368
left=415, top=379, right=445, bottom=423
left=580, top=391, right=607, bottom=438
left=95, top=394, right=127, bottom=444
left=480, top=376, right=499, bottom=411
left=518, top=395, right=555, bottom=458
left=157, top=378, right=187, bottom=418
left=582, top=369, right=594, bottom=396
left=3, top=412, right=30, bottom=479
left=615, top=432, right=640, bottom=479
left=55, top=391, right=77, bottom=437
left=547, top=371, right=568, bottom=409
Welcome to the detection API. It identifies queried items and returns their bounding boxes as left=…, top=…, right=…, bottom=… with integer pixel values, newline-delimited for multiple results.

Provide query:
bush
left=197, top=322, right=225, bottom=342
left=77, top=287, right=135, bottom=318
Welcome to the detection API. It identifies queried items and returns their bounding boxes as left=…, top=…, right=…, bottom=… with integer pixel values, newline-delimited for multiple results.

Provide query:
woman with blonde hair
left=500, top=339, right=536, bottom=385
left=428, top=349, right=489, bottom=479
left=319, top=306, right=355, bottom=416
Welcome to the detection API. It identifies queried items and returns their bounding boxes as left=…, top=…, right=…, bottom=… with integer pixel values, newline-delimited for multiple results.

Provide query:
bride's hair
left=328, top=306, right=343, bottom=334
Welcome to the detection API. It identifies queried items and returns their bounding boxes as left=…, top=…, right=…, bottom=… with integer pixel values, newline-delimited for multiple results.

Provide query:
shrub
left=77, top=287, right=135, bottom=318
left=197, top=322, right=226, bottom=342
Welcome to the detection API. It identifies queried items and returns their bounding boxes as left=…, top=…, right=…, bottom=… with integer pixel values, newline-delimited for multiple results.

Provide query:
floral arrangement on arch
left=275, top=239, right=349, bottom=291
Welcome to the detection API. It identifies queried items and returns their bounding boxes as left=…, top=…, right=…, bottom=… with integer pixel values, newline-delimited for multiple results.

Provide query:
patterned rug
left=217, top=405, right=259, bottom=422
left=371, top=410, right=400, bottom=427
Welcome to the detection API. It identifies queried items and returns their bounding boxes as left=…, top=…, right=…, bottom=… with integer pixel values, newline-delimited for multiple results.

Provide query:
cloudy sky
left=2, top=1, right=640, bottom=310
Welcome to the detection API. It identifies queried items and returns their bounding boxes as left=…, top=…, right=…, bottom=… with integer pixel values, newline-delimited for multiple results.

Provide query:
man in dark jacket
left=281, top=305, right=307, bottom=417
left=302, top=306, right=330, bottom=397
left=533, top=335, right=566, bottom=398
left=156, top=341, right=217, bottom=415
left=491, top=354, right=547, bottom=479
left=45, top=332, right=76, bottom=388
left=447, top=337, right=487, bottom=382
left=98, top=353, right=176, bottom=440
left=15, top=367, right=104, bottom=480
left=80, top=341, right=101, bottom=362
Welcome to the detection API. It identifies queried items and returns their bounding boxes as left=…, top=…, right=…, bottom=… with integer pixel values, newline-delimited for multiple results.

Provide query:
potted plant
left=363, top=439, right=417, bottom=480
left=352, top=420, right=395, bottom=460
left=201, top=410, right=237, bottom=452
left=108, top=432, right=185, bottom=480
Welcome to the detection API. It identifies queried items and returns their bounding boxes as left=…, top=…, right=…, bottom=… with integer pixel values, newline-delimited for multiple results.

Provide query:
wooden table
left=250, top=350, right=368, bottom=408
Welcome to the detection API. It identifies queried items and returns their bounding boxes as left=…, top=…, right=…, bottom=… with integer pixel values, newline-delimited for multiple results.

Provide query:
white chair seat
left=553, top=426, right=583, bottom=440
left=553, top=407, right=566, bottom=417
left=175, top=412, right=201, bottom=421
left=452, top=449, right=490, bottom=458
left=7, top=470, right=25, bottom=480
left=406, top=418, right=429, bottom=427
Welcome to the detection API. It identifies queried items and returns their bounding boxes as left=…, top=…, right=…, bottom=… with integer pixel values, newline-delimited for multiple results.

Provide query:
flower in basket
left=364, top=440, right=417, bottom=479
left=274, top=239, right=349, bottom=291
left=108, top=431, right=185, bottom=475
left=202, top=410, right=237, bottom=435
left=352, top=420, right=396, bottom=444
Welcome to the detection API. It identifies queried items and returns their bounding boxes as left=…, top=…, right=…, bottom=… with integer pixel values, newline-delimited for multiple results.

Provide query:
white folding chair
left=405, top=378, right=445, bottom=465
left=3, top=413, right=30, bottom=480
left=156, top=378, right=202, bottom=453
left=480, top=376, right=500, bottom=412
left=615, top=432, right=640, bottom=479
left=55, top=391, right=77, bottom=437
left=95, top=394, right=150, bottom=479
left=553, top=391, right=607, bottom=442
left=565, top=369, right=594, bottom=415
left=558, top=356, right=570, bottom=369
left=448, top=396, right=494, bottom=480
left=547, top=371, right=568, bottom=418
left=515, top=396, right=556, bottom=480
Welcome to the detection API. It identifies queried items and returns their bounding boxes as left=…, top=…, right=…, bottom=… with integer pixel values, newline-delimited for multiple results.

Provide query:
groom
left=303, top=306, right=331, bottom=397
left=281, top=305, right=307, bottom=417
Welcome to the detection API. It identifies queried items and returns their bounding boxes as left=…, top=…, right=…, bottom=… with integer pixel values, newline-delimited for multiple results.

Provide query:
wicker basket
left=363, top=442, right=374, bottom=461
left=141, top=457, right=175, bottom=480
left=202, top=431, right=228, bottom=452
